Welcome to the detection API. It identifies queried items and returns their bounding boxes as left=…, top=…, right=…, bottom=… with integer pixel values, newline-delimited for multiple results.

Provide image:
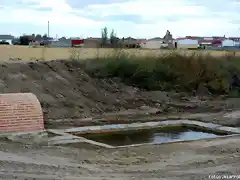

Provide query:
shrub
left=83, top=50, right=240, bottom=95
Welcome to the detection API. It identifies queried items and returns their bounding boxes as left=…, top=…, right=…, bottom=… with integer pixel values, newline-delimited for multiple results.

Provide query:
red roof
left=185, top=36, right=201, bottom=40
left=200, top=39, right=213, bottom=43
left=136, top=39, right=147, bottom=43
left=176, top=37, right=197, bottom=40
left=176, top=37, right=187, bottom=40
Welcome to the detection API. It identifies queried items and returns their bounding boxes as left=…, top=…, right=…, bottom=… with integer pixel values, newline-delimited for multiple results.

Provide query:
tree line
left=5, top=26, right=137, bottom=47
left=101, top=27, right=130, bottom=48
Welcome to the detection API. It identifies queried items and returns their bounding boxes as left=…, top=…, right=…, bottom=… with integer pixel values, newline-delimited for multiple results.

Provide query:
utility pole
left=48, top=21, right=50, bottom=39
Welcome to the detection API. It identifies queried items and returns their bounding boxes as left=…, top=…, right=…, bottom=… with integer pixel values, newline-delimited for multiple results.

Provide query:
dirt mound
left=0, top=60, right=165, bottom=121
left=0, top=60, right=237, bottom=128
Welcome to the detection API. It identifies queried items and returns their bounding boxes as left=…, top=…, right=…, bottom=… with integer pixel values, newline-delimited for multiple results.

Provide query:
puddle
left=80, top=126, right=228, bottom=146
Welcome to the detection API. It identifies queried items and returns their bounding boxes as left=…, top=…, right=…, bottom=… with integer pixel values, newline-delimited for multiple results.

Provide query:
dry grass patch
left=0, top=45, right=239, bottom=62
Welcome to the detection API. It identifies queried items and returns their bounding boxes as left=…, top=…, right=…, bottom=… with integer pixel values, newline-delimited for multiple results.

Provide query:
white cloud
left=0, top=0, right=102, bottom=27
left=231, top=1, right=240, bottom=5
left=22, top=0, right=74, bottom=13
left=85, top=0, right=240, bottom=38
left=87, top=0, right=209, bottom=19
left=0, top=0, right=239, bottom=38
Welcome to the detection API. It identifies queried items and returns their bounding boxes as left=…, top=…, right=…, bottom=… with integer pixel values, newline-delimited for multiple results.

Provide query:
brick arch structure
left=0, top=93, right=44, bottom=133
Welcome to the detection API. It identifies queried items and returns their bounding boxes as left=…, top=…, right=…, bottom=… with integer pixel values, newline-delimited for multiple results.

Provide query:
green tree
left=35, top=34, right=42, bottom=40
left=42, top=34, right=48, bottom=40
left=101, top=27, right=108, bottom=47
left=110, top=29, right=119, bottom=48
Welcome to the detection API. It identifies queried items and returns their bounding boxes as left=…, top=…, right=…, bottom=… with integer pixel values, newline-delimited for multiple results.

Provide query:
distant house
left=147, top=37, right=163, bottom=41
left=199, top=39, right=214, bottom=46
left=0, top=34, right=14, bottom=44
left=229, top=37, right=240, bottom=41
left=140, top=37, right=166, bottom=49
left=229, top=37, right=240, bottom=47
left=185, top=36, right=202, bottom=40
left=84, top=37, right=102, bottom=48
left=175, top=37, right=198, bottom=49
left=212, top=36, right=226, bottom=40
left=123, top=37, right=138, bottom=48
left=50, top=39, right=71, bottom=48
left=212, top=40, right=222, bottom=47
left=222, top=39, right=234, bottom=47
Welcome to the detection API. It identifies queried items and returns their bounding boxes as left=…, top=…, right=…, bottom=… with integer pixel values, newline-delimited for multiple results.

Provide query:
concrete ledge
left=116, top=134, right=240, bottom=148
left=47, top=130, right=114, bottom=148
left=46, top=120, right=240, bottom=149
left=63, top=120, right=240, bottom=135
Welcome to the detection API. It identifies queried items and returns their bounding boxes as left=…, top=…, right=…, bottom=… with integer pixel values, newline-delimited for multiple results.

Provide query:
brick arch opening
left=0, top=93, right=44, bottom=133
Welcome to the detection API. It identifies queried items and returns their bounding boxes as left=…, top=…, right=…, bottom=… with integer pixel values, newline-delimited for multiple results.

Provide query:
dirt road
left=0, top=135, right=239, bottom=180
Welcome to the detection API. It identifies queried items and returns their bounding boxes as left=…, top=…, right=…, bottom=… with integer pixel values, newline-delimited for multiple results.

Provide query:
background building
left=0, top=34, right=14, bottom=44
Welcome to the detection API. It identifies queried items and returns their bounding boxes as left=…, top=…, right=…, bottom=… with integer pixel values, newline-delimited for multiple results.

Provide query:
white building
left=222, top=39, right=234, bottom=47
left=175, top=38, right=198, bottom=49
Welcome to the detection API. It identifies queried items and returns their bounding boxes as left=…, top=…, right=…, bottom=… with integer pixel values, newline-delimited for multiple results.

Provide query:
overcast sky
left=0, top=0, right=239, bottom=38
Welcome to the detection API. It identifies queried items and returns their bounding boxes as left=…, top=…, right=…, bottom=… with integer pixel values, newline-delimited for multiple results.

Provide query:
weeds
left=69, top=48, right=81, bottom=60
left=41, top=47, right=46, bottom=61
left=83, top=50, right=240, bottom=95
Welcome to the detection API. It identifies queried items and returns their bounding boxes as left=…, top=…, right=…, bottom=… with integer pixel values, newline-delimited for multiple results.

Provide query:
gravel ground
left=0, top=134, right=239, bottom=180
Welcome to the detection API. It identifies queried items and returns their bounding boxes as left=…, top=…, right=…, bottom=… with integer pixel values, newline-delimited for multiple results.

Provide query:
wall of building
left=0, top=93, right=44, bottom=133
left=50, top=40, right=71, bottom=48
left=176, top=44, right=199, bottom=49
left=234, top=41, right=240, bottom=47
left=140, top=40, right=165, bottom=49
left=176, top=39, right=198, bottom=49
left=222, top=39, right=234, bottom=47
left=83, top=40, right=101, bottom=48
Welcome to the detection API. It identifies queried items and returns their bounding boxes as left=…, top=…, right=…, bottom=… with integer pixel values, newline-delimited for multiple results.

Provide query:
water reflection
left=83, top=127, right=220, bottom=146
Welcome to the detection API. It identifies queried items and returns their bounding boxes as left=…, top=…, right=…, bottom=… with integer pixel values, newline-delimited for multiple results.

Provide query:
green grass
left=82, top=51, right=240, bottom=96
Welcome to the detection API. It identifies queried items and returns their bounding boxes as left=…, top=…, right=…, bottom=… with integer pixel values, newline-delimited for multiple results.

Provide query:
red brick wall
left=0, top=93, right=44, bottom=133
